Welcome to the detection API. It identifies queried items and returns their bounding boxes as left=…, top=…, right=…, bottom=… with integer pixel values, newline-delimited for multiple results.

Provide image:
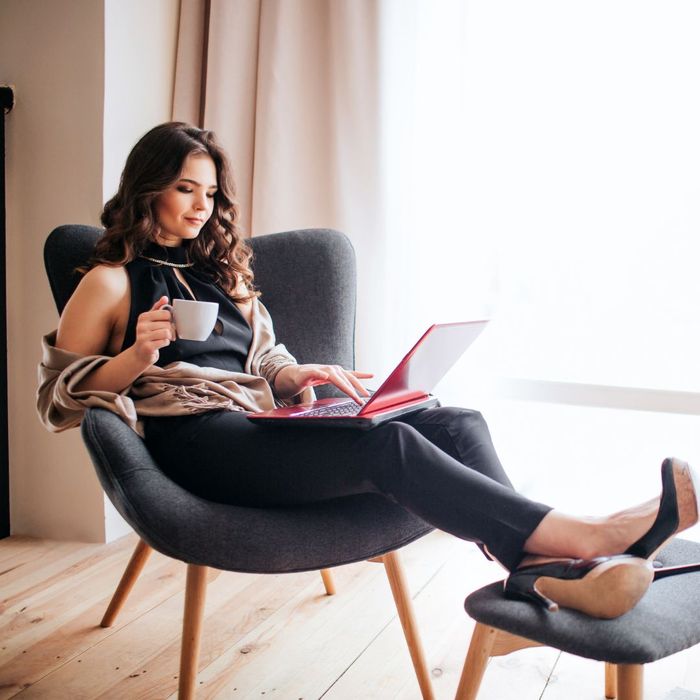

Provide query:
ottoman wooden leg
left=617, top=664, right=643, bottom=700
left=455, top=623, right=497, bottom=700
left=456, top=624, right=544, bottom=700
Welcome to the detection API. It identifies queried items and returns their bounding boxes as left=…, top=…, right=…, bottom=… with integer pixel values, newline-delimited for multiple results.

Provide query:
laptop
left=247, top=320, right=488, bottom=429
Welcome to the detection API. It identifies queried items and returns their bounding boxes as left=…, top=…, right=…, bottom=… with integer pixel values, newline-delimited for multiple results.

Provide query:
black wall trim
left=0, top=85, right=15, bottom=539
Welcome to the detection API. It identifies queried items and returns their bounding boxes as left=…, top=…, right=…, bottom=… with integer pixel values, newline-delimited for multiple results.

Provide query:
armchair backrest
left=43, top=226, right=356, bottom=396
left=44, top=225, right=102, bottom=315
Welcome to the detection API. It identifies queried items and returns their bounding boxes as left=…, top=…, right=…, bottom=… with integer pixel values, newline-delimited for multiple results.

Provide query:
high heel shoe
left=504, top=555, right=653, bottom=619
left=625, top=457, right=700, bottom=560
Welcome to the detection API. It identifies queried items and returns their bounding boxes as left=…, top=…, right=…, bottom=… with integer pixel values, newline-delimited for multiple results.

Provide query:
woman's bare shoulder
left=56, top=264, right=130, bottom=355
left=80, top=263, right=129, bottom=294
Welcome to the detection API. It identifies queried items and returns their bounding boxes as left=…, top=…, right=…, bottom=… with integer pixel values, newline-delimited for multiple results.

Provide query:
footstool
left=456, top=538, right=700, bottom=700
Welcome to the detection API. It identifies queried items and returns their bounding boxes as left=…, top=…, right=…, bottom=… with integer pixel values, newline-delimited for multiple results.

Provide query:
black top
left=121, top=243, right=253, bottom=372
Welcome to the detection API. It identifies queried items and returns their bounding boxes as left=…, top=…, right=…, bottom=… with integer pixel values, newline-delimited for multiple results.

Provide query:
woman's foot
left=522, top=458, right=699, bottom=562
left=504, top=555, right=653, bottom=619
left=624, top=457, right=700, bottom=560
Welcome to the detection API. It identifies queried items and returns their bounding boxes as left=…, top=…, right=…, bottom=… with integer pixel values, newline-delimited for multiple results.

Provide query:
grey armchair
left=43, top=225, right=435, bottom=699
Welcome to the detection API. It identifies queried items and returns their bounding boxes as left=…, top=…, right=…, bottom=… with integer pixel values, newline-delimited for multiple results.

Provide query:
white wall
left=0, top=0, right=179, bottom=542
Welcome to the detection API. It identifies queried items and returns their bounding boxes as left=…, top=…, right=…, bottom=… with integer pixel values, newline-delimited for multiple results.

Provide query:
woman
left=40, top=122, right=699, bottom=619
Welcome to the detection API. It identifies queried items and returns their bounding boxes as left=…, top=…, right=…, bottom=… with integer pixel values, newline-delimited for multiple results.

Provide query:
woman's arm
left=55, top=265, right=174, bottom=393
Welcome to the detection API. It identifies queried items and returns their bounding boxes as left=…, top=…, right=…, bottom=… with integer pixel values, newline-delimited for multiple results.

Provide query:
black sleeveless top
left=121, top=243, right=253, bottom=372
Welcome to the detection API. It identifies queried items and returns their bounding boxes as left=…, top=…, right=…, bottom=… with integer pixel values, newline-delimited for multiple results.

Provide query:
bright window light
left=380, top=0, right=700, bottom=393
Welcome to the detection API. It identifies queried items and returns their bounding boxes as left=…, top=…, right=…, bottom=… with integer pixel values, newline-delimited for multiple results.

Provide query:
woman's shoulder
left=80, top=263, right=129, bottom=295
left=66, top=264, right=130, bottom=316
left=57, top=263, right=131, bottom=355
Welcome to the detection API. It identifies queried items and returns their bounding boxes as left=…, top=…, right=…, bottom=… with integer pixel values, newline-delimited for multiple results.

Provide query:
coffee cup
left=163, top=299, right=219, bottom=341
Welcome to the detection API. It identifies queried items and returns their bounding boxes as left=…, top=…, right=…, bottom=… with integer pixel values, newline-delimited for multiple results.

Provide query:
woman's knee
left=416, top=406, right=489, bottom=435
left=454, top=407, right=489, bottom=434
left=378, top=419, right=426, bottom=452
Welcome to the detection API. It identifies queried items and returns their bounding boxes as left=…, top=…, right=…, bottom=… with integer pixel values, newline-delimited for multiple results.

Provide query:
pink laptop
left=247, top=320, right=488, bottom=429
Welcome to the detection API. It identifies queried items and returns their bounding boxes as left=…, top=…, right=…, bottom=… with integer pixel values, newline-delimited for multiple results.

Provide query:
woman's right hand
left=132, top=296, right=175, bottom=365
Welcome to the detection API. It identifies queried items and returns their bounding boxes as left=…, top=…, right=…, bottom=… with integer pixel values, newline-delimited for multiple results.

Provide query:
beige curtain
left=172, top=0, right=388, bottom=369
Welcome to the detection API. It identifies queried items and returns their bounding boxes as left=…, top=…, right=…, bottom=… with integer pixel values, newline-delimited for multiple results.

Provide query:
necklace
left=140, top=255, right=195, bottom=269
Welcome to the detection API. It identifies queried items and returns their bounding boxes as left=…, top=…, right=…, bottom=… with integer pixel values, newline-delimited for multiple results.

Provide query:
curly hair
left=90, top=122, right=257, bottom=302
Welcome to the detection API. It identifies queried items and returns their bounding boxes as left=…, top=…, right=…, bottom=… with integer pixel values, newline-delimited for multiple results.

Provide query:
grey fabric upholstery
left=44, top=225, right=432, bottom=573
left=249, top=229, right=355, bottom=399
left=82, top=407, right=429, bottom=572
left=465, top=538, right=700, bottom=664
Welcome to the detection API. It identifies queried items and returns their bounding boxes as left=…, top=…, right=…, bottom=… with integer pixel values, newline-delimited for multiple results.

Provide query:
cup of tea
left=164, top=299, right=219, bottom=341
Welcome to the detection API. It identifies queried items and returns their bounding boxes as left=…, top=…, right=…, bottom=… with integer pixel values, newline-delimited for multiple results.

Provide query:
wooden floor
left=1, top=530, right=700, bottom=699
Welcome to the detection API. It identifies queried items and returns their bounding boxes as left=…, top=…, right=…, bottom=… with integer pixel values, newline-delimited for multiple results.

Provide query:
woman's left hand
left=274, top=364, right=374, bottom=404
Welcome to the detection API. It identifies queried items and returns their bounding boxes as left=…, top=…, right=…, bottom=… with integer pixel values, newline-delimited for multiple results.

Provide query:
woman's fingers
left=290, top=365, right=374, bottom=404
left=345, top=370, right=371, bottom=397
left=324, top=366, right=366, bottom=404
left=145, top=327, right=174, bottom=341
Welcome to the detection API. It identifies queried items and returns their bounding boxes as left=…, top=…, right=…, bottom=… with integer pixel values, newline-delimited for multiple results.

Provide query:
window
left=379, top=0, right=700, bottom=398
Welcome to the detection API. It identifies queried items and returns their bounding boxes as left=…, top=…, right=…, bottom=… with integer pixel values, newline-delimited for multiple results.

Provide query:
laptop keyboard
left=301, top=402, right=363, bottom=418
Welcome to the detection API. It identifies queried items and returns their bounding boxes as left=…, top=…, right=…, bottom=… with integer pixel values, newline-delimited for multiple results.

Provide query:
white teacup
left=164, top=299, right=219, bottom=341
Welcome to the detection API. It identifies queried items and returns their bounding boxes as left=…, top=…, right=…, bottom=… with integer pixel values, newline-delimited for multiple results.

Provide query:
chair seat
left=83, top=407, right=432, bottom=573
left=465, top=538, right=700, bottom=665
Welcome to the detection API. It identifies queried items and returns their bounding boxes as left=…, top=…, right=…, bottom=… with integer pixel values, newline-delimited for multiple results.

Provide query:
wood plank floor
left=1, top=530, right=700, bottom=699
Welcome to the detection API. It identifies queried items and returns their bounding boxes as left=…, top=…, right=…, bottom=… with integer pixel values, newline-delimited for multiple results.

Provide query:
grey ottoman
left=456, top=538, right=700, bottom=700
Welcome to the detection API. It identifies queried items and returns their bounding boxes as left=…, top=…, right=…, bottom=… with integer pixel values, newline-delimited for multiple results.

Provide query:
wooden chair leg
left=320, top=568, right=336, bottom=595
left=100, top=538, right=153, bottom=627
left=455, top=623, right=498, bottom=700
left=382, top=550, right=435, bottom=700
left=605, top=662, right=618, bottom=699
left=616, top=664, right=643, bottom=700
left=179, top=564, right=209, bottom=700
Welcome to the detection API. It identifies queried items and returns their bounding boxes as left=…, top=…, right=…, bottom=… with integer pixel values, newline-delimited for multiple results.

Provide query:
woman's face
left=154, top=153, right=218, bottom=247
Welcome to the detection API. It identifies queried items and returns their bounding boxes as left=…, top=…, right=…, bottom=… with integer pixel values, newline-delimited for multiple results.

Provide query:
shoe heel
left=653, top=561, right=700, bottom=581
left=504, top=572, right=559, bottom=612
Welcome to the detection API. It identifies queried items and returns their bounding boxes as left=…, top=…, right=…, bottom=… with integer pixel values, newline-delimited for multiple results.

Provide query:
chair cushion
left=465, top=538, right=700, bottom=664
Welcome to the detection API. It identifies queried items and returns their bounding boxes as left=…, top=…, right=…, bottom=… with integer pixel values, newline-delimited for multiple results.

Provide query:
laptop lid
left=355, top=320, right=489, bottom=415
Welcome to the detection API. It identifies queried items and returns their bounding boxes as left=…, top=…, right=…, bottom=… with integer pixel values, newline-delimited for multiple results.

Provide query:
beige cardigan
left=37, top=298, right=314, bottom=436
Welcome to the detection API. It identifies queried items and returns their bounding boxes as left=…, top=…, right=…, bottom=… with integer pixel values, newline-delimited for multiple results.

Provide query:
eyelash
left=177, top=187, right=216, bottom=198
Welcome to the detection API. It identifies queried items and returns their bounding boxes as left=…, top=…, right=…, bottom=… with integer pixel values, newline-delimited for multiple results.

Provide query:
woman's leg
left=397, top=408, right=664, bottom=563
left=398, top=407, right=514, bottom=488
left=145, top=409, right=670, bottom=572
left=396, top=407, right=515, bottom=560
left=145, top=410, right=551, bottom=571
